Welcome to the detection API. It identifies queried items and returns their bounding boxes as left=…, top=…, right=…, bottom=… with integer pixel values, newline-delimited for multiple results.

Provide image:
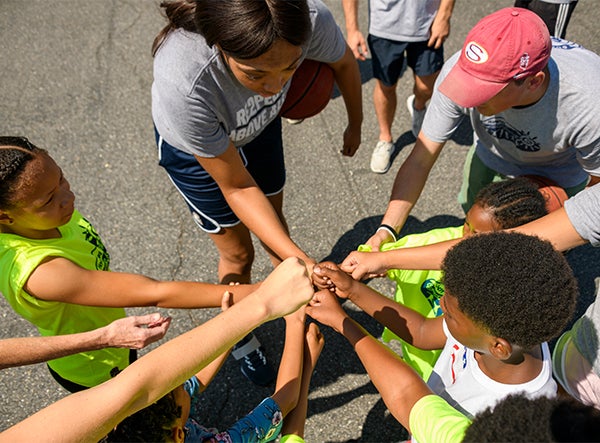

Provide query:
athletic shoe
left=370, top=140, right=395, bottom=174
left=285, top=118, right=304, bottom=125
left=232, top=333, right=276, bottom=386
left=406, top=94, right=426, bottom=138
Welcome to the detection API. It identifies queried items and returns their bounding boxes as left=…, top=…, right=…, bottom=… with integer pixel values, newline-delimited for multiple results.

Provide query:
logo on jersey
left=482, top=117, right=541, bottom=152
left=464, top=42, right=488, bottom=64
left=79, top=217, right=110, bottom=271
left=421, top=278, right=445, bottom=317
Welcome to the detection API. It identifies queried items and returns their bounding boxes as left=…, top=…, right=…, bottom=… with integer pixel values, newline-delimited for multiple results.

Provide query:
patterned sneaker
left=406, top=94, right=426, bottom=138
left=370, top=140, right=394, bottom=174
left=232, top=333, right=276, bottom=386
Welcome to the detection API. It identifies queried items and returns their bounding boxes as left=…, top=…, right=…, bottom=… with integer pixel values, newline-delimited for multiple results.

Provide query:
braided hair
left=475, top=177, right=548, bottom=229
left=0, top=136, right=45, bottom=209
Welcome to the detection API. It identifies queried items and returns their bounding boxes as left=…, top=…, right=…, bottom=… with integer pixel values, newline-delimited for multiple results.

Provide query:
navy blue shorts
left=368, top=35, right=444, bottom=87
left=155, top=118, right=285, bottom=233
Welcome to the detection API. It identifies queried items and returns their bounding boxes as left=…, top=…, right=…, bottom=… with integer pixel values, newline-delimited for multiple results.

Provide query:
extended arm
left=1, top=257, right=314, bottom=442
left=328, top=45, right=363, bottom=157
left=194, top=144, right=312, bottom=265
left=365, top=135, right=446, bottom=250
left=313, top=263, right=445, bottom=349
left=26, top=254, right=260, bottom=307
left=306, top=290, right=433, bottom=431
left=0, top=314, right=170, bottom=370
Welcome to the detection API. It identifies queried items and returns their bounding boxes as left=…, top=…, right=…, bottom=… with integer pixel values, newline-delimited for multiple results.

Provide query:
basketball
left=280, top=59, right=335, bottom=120
left=523, top=174, right=569, bottom=213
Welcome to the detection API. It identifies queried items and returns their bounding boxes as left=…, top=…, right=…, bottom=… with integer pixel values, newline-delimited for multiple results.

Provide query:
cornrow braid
left=0, top=136, right=44, bottom=209
left=475, top=177, right=548, bottom=229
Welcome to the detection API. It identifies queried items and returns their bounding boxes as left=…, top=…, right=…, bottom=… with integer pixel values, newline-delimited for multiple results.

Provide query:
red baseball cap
left=438, top=7, right=551, bottom=108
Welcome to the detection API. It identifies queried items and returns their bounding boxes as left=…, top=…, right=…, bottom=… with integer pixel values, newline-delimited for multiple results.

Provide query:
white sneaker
left=285, top=118, right=304, bottom=125
left=406, top=94, right=426, bottom=138
left=370, top=140, right=394, bottom=174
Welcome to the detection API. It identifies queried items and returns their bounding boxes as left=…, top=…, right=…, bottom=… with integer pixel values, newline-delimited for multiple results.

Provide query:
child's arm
left=0, top=257, right=314, bottom=442
left=306, top=290, right=433, bottom=432
left=313, top=263, right=445, bottom=350
left=25, top=256, right=259, bottom=308
left=0, top=314, right=170, bottom=370
left=271, top=306, right=306, bottom=417
left=280, top=322, right=325, bottom=441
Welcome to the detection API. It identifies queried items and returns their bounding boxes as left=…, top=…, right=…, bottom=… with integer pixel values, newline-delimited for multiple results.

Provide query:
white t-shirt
left=426, top=320, right=557, bottom=418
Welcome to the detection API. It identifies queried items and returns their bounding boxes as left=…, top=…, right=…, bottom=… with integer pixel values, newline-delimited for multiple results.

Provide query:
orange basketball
left=280, top=59, right=334, bottom=119
left=523, top=175, right=569, bottom=213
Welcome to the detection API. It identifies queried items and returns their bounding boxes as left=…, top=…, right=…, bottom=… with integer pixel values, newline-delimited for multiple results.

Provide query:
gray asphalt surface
left=1, top=1, right=599, bottom=441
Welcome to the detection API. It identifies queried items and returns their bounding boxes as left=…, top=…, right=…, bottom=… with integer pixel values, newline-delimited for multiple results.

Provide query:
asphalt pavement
left=1, top=1, right=599, bottom=441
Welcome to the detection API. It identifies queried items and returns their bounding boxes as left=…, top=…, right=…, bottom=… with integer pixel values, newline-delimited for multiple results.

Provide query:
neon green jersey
left=0, top=210, right=128, bottom=387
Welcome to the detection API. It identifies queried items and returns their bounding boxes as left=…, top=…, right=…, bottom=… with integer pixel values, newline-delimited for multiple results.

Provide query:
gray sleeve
left=564, top=183, right=600, bottom=246
left=305, top=0, right=347, bottom=63
left=421, top=52, right=469, bottom=144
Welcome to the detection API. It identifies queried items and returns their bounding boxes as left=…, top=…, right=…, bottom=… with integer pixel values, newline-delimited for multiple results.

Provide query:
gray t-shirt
left=423, top=38, right=600, bottom=188
left=564, top=184, right=600, bottom=377
left=368, top=0, right=442, bottom=42
left=151, top=0, right=346, bottom=158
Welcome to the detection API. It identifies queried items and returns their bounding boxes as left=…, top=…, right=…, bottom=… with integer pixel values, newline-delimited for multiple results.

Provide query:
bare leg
left=373, top=79, right=398, bottom=142
left=209, top=223, right=255, bottom=284
left=281, top=322, right=325, bottom=439
left=412, top=71, right=440, bottom=111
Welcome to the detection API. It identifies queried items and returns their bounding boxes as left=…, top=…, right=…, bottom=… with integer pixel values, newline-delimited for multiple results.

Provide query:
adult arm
left=365, top=134, right=446, bottom=250
left=0, top=314, right=170, bottom=370
left=306, top=290, right=433, bottom=431
left=1, top=257, right=314, bottom=442
left=428, top=0, right=455, bottom=49
left=328, top=45, right=363, bottom=157
left=26, top=255, right=260, bottom=308
left=509, top=206, right=586, bottom=251
left=342, top=0, right=368, bottom=61
left=195, top=144, right=312, bottom=264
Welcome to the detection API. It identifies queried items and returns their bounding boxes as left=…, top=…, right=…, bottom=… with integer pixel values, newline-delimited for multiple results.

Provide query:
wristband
left=376, top=224, right=398, bottom=242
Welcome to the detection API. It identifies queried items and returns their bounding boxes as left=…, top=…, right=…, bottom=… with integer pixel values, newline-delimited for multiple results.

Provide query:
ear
left=527, top=71, right=546, bottom=90
left=0, top=211, right=13, bottom=225
left=171, top=425, right=185, bottom=443
left=488, top=337, right=513, bottom=360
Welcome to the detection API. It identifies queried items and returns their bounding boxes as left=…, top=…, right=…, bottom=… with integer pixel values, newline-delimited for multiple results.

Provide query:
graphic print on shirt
left=450, top=343, right=468, bottom=384
left=230, top=92, right=285, bottom=143
left=421, top=278, right=445, bottom=316
left=482, top=117, right=541, bottom=152
left=79, top=217, right=110, bottom=271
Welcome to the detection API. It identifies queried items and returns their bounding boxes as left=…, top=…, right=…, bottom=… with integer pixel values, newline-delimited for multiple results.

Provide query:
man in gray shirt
left=364, top=6, right=600, bottom=251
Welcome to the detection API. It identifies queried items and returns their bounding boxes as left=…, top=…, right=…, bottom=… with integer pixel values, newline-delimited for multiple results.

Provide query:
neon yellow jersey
left=409, top=395, right=471, bottom=443
left=0, top=210, right=128, bottom=387
left=361, top=226, right=463, bottom=381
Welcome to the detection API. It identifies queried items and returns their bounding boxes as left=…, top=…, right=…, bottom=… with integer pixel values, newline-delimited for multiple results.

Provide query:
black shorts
left=368, top=35, right=444, bottom=87
left=155, top=117, right=286, bottom=233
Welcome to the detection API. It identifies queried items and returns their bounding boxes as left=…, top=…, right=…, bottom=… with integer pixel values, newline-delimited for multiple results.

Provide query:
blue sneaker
left=232, top=333, right=276, bottom=386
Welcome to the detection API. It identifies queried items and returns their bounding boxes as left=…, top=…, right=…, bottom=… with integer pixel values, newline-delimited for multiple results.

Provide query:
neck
left=0, top=225, right=61, bottom=240
left=474, top=344, right=544, bottom=384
